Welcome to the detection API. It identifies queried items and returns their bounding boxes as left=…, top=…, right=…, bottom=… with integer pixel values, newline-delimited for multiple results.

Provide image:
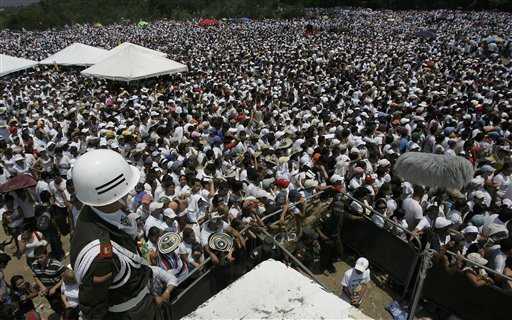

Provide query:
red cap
left=275, top=178, right=290, bottom=188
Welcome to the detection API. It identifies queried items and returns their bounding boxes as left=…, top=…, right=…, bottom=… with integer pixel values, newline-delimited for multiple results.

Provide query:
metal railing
left=443, top=249, right=512, bottom=282
left=171, top=189, right=331, bottom=299
left=341, top=191, right=423, bottom=250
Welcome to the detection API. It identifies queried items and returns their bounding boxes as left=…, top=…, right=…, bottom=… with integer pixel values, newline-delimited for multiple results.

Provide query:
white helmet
left=72, top=149, right=140, bottom=207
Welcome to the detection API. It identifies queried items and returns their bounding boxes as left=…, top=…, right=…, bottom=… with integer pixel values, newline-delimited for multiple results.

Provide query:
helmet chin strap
left=94, top=199, right=125, bottom=213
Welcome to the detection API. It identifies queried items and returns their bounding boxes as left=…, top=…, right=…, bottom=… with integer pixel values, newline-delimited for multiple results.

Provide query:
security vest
left=70, top=206, right=156, bottom=319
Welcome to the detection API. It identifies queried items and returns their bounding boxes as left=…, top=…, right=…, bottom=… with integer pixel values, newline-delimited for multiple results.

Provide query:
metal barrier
left=337, top=192, right=422, bottom=290
left=168, top=190, right=330, bottom=319
left=168, top=189, right=512, bottom=320
left=421, top=254, right=512, bottom=320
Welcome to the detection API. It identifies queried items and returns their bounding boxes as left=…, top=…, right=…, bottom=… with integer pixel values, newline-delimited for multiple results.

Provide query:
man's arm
left=48, top=280, right=62, bottom=296
left=79, top=255, right=114, bottom=320
left=33, top=275, right=47, bottom=295
left=203, top=245, right=220, bottom=265
left=226, top=225, right=245, bottom=249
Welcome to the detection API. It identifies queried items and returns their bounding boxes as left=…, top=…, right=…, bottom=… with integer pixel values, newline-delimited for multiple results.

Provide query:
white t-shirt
left=61, top=282, right=80, bottom=308
left=200, top=221, right=230, bottom=246
left=35, top=180, right=50, bottom=202
left=17, top=231, right=45, bottom=258
left=488, top=247, right=507, bottom=273
left=415, top=216, right=432, bottom=232
left=341, top=268, right=370, bottom=292
left=402, top=198, right=423, bottom=230
left=144, top=214, right=169, bottom=237
left=49, top=180, right=70, bottom=208
left=149, top=265, right=178, bottom=295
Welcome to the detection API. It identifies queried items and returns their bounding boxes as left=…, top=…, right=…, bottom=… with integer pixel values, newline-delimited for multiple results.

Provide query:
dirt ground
left=1, top=226, right=70, bottom=319
left=314, top=255, right=395, bottom=320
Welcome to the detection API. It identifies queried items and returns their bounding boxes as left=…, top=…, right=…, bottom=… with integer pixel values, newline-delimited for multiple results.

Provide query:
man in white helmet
left=70, top=149, right=171, bottom=319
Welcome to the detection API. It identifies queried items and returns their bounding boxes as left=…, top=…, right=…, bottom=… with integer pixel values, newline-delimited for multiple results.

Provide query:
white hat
left=149, top=202, right=164, bottom=211
left=354, top=257, right=369, bottom=272
left=409, top=143, right=420, bottom=151
left=304, top=179, right=319, bottom=189
left=462, top=225, right=479, bottom=234
left=466, top=253, right=488, bottom=266
left=330, top=174, right=344, bottom=184
left=479, top=165, right=495, bottom=174
left=13, top=154, right=24, bottom=162
left=470, top=176, right=485, bottom=186
left=434, top=217, right=453, bottom=229
left=473, top=190, right=487, bottom=200
left=448, top=212, right=462, bottom=225
left=163, top=208, right=176, bottom=219
left=502, top=198, right=512, bottom=209
left=377, top=159, right=391, bottom=167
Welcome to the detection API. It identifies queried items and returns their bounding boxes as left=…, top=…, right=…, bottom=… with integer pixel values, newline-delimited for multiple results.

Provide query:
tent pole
left=407, top=243, right=433, bottom=320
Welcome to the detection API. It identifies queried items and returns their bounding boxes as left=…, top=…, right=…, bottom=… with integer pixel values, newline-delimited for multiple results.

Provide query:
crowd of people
left=0, top=7, right=511, bottom=319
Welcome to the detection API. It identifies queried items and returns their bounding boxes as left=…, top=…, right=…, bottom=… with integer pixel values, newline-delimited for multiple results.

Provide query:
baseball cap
left=149, top=202, right=164, bottom=211
left=462, top=225, right=479, bottom=234
left=163, top=208, right=176, bottom=219
left=330, top=174, right=344, bottom=184
left=479, top=165, right=495, bottom=173
left=354, top=257, right=369, bottom=272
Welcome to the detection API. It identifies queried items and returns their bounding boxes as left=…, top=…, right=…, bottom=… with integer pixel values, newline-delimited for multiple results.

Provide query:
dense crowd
left=0, top=7, right=512, bottom=319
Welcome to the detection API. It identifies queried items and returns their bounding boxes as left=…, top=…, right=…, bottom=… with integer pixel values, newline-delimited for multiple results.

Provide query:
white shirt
left=341, top=268, right=370, bottom=292
left=17, top=231, right=45, bottom=258
left=415, top=216, right=432, bottom=232
left=35, top=180, right=50, bottom=202
left=488, top=247, right=507, bottom=273
left=402, top=198, right=423, bottom=230
left=200, top=221, right=230, bottom=246
left=144, top=214, right=169, bottom=237
left=61, top=282, right=80, bottom=308
left=244, top=183, right=275, bottom=201
left=187, top=192, right=210, bottom=223
left=149, top=265, right=178, bottom=295
left=49, top=180, right=70, bottom=208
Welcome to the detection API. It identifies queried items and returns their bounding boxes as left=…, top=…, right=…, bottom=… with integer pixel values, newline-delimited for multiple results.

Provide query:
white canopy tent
left=81, top=44, right=187, bottom=82
left=40, top=43, right=108, bottom=66
left=184, top=259, right=372, bottom=320
left=107, top=42, right=167, bottom=58
left=0, top=54, right=38, bottom=77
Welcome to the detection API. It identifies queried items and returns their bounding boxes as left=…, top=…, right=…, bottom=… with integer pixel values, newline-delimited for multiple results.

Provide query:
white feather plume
left=393, top=153, right=474, bottom=190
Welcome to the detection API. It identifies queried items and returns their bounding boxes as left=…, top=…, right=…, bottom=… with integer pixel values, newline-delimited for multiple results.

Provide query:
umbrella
left=0, top=174, right=37, bottom=193
left=198, top=18, right=219, bottom=27
left=394, top=153, right=474, bottom=190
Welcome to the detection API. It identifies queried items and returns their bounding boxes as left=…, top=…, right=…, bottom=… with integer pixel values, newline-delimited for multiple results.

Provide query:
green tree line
left=0, top=0, right=511, bottom=30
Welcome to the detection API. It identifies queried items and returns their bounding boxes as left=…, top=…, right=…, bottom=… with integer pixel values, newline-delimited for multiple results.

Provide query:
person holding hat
left=462, top=253, right=494, bottom=287
left=154, top=232, right=189, bottom=284
left=70, top=149, right=172, bottom=320
left=200, top=212, right=244, bottom=265
left=460, top=225, right=480, bottom=255
left=341, top=257, right=370, bottom=307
